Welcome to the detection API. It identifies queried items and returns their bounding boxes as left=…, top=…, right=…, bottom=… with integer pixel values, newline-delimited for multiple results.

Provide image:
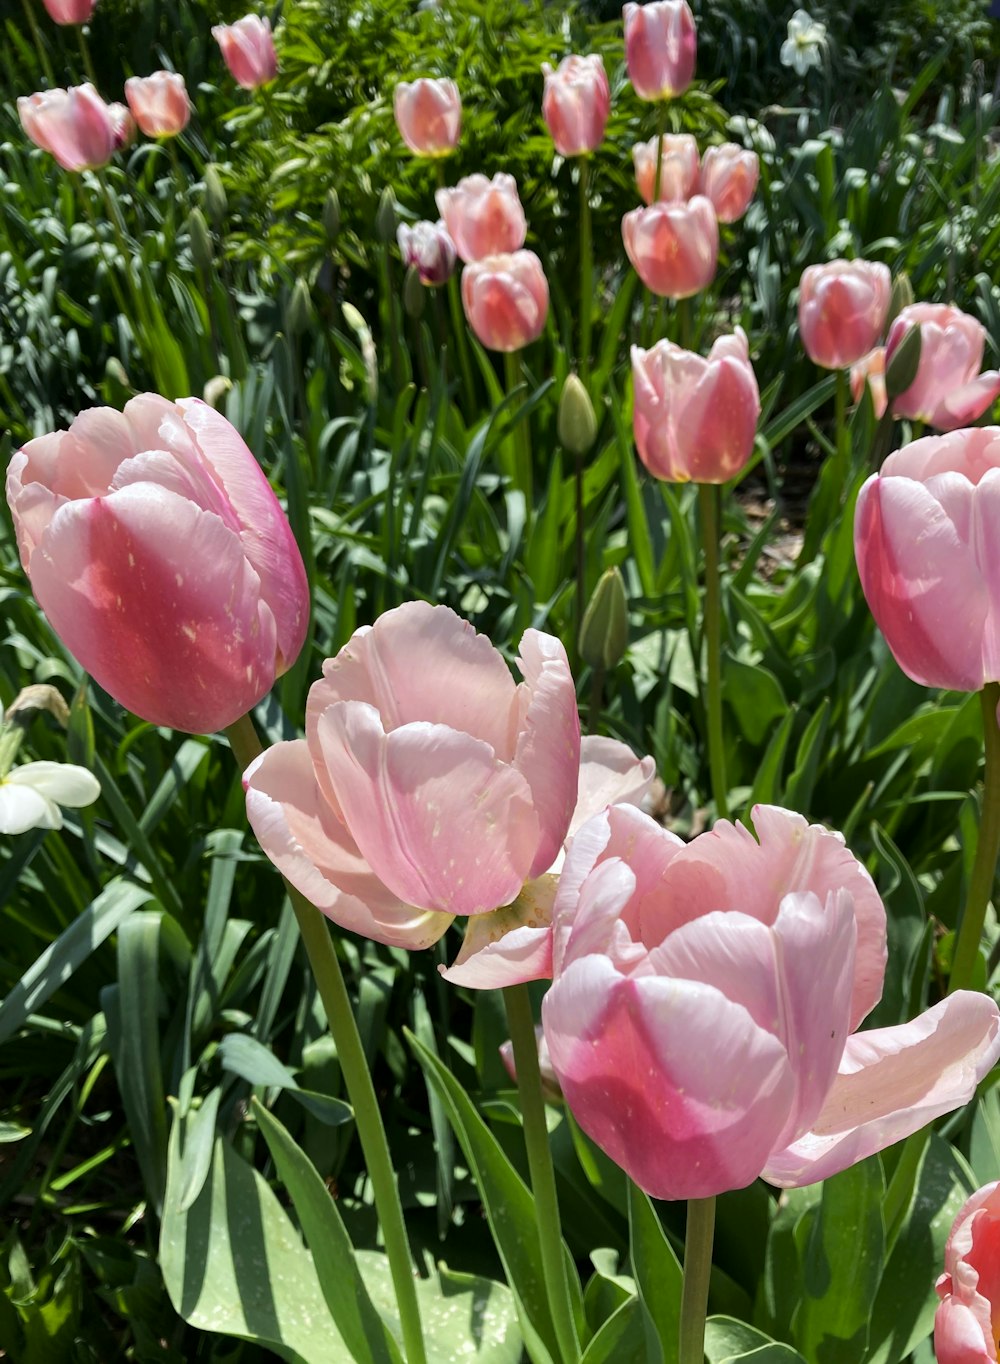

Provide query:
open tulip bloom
left=935, top=1180, right=1000, bottom=1363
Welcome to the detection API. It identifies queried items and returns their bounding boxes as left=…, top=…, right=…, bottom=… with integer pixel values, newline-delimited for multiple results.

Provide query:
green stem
left=950, top=682, right=1000, bottom=992
left=575, top=451, right=586, bottom=654
left=75, top=177, right=134, bottom=338
left=504, top=349, right=533, bottom=509
left=437, top=162, right=476, bottom=417
left=698, top=484, right=729, bottom=821
left=678, top=296, right=693, bottom=351
left=678, top=1196, right=716, bottom=1364
left=834, top=368, right=850, bottom=481
left=20, top=0, right=55, bottom=87
left=579, top=157, right=593, bottom=381
left=225, top=714, right=428, bottom=1364
left=75, top=23, right=98, bottom=88
left=502, top=984, right=580, bottom=1364
left=378, top=244, right=406, bottom=392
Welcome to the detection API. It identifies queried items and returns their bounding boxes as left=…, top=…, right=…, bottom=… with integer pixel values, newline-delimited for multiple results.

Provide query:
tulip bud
left=204, top=164, right=228, bottom=226
left=376, top=188, right=397, bottom=244
left=187, top=208, right=214, bottom=275
left=886, top=272, right=914, bottom=328
left=285, top=278, right=313, bottom=338
left=403, top=265, right=425, bottom=319
left=558, top=374, right=598, bottom=455
left=884, top=324, right=922, bottom=401
left=323, top=188, right=341, bottom=243
left=579, top=567, right=629, bottom=671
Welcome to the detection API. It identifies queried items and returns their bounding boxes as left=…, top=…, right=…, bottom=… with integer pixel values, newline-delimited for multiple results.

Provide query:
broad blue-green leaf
left=706, top=1317, right=807, bottom=1363
left=218, top=1032, right=353, bottom=1127
left=580, top=1295, right=647, bottom=1364
left=627, top=1184, right=682, bottom=1364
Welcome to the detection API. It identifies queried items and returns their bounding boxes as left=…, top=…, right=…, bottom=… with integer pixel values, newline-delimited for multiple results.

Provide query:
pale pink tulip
left=41, top=0, right=95, bottom=23
left=798, top=259, right=891, bottom=370
left=541, top=54, right=610, bottom=157
left=632, top=133, right=699, bottom=204
left=243, top=603, right=581, bottom=950
left=542, top=802, right=1000, bottom=1199
left=632, top=329, right=760, bottom=483
left=17, top=84, right=116, bottom=172
left=887, top=303, right=1000, bottom=431
left=850, top=347, right=887, bottom=419
left=621, top=196, right=718, bottom=299
left=698, top=143, right=759, bottom=222
left=935, top=1182, right=1000, bottom=1364
left=435, top=173, right=527, bottom=263
left=500, top=1026, right=561, bottom=1101
left=107, top=102, right=136, bottom=151
left=854, top=427, right=1000, bottom=692
left=6, top=395, right=309, bottom=734
left=212, top=15, right=278, bottom=90
left=397, top=220, right=456, bottom=286
left=393, top=77, right=461, bottom=157
left=461, top=250, right=549, bottom=352
left=623, top=0, right=696, bottom=101
left=124, top=71, right=190, bottom=138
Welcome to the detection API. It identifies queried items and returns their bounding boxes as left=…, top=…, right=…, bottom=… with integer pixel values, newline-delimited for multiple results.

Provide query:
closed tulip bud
left=285, top=278, right=313, bottom=337
left=204, top=164, right=228, bottom=226
left=393, top=77, right=461, bottom=157
left=124, top=71, right=190, bottom=139
left=107, top=103, right=136, bottom=152
left=18, top=83, right=116, bottom=173
left=397, top=220, right=456, bottom=286
left=885, top=303, right=1000, bottom=431
left=376, top=187, right=398, bottom=244
left=435, top=172, right=527, bottom=263
left=541, top=54, right=611, bottom=157
left=622, top=197, right=718, bottom=300
left=403, top=264, right=425, bottom=319
left=698, top=143, right=759, bottom=223
left=623, top=0, right=697, bottom=101
left=322, top=188, right=341, bottom=242
left=797, top=259, right=891, bottom=370
left=883, top=324, right=921, bottom=401
left=187, top=207, right=214, bottom=275
left=461, top=251, right=549, bottom=353
left=212, top=15, right=278, bottom=90
left=632, top=133, right=699, bottom=205
left=886, top=271, right=914, bottom=327
left=579, top=567, right=628, bottom=671
left=41, top=0, right=96, bottom=23
left=557, top=374, right=598, bottom=455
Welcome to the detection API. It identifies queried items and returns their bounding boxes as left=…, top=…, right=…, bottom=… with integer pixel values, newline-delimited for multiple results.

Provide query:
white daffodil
left=0, top=761, right=101, bottom=835
left=780, top=9, right=827, bottom=76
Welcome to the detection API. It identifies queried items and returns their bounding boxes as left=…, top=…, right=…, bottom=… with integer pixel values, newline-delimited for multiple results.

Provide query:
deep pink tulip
left=461, top=250, right=549, bottom=352
left=623, top=0, right=696, bottom=101
left=798, top=259, right=892, bottom=370
left=699, top=143, right=759, bottom=223
left=41, top=0, right=95, bottom=23
left=212, top=15, right=278, bottom=90
left=542, top=802, right=1000, bottom=1199
left=124, top=71, right=190, bottom=138
left=632, top=329, right=760, bottom=483
left=397, top=220, right=457, bottom=286
left=621, top=196, right=718, bottom=299
left=887, top=303, right=1000, bottom=431
left=243, top=602, right=582, bottom=950
left=17, top=84, right=116, bottom=172
left=393, top=77, right=461, bottom=157
left=541, top=54, right=610, bottom=157
left=850, top=347, right=888, bottom=419
left=435, top=173, right=527, bottom=263
left=632, top=133, right=699, bottom=205
left=854, top=427, right=1000, bottom=692
left=935, top=1182, right=1000, bottom=1364
left=6, top=395, right=309, bottom=734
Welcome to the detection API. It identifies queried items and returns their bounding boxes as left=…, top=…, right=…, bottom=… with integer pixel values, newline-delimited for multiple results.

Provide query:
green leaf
left=219, top=1033, right=353, bottom=1127
left=627, top=1184, right=682, bottom=1364
left=722, top=656, right=787, bottom=746
left=706, top=1317, right=807, bottom=1364
left=580, top=1295, right=647, bottom=1364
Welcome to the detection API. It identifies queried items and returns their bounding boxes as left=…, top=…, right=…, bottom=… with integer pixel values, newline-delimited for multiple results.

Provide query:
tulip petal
left=565, top=736, right=657, bottom=845
left=0, top=783, right=59, bottom=834
left=938, top=373, right=1000, bottom=431
left=5, top=760, right=100, bottom=808
left=513, top=630, right=581, bottom=878
left=763, top=991, right=1000, bottom=1187
left=933, top=1293, right=996, bottom=1364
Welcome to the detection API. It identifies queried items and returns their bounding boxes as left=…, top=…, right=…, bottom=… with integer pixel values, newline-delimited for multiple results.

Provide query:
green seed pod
left=187, top=207, right=214, bottom=276
left=558, top=374, right=598, bottom=456
left=885, top=323, right=922, bottom=401
left=323, top=187, right=341, bottom=243
left=285, top=278, right=314, bottom=338
left=376, top=187, right=397, bottom=244
left=403, top=264, right=425, bottom=319
left=579, top=566, right=629, bottom=672
left=886, top=272, right=914, bottom=328
left=203, top=164, right=227, bottom=227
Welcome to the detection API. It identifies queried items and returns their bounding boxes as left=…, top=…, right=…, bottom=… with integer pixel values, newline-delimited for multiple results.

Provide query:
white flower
left=780, top=9, right=827, bottom=76
left=0, top=761, right=101, bottom=834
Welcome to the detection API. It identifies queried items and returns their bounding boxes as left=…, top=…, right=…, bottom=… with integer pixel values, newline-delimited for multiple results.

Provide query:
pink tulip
left=798, top=258, right=892, bottom=370
left=212, top=15, right=278, bottom=90
left=854, top=427, right=1000, bottom=692
left=397, top=220, right=456, bottom=286
left=541, top=54, right=610, bottom=157
left=632, top=133, right=699, bottom=204
left=935, top=1182, right=1000, bottom=1364
left=435, top=173, right=527, bottom=263
left=6, top=395, right=309, bottom=734
left=243, top=602, right=581, bottom=950
left=631, top=329, right=760, bottom=483
left=542, top=802, right=1000, bottom=1200
left=621, top=196, right=718, bottom=299
left=41, top=0, right=95, bottom=23
left=500, top=1025, right=561, bottom=1101
left=393, top=77, right=461, bottom=157
left=623, top=0, right=697, bottom=101
left=17, top=84, right=116, bottom=172
left=107, top=102, right=137, bottom=151
left=699, top=143, right=759, bottom=223
left=887, top=302, right=1000, bottom=431
left=461, top=250, right=549, bottom=352
left=850, top=347, right=887, bottom=419
left=124, top=71, right=190, bottom=139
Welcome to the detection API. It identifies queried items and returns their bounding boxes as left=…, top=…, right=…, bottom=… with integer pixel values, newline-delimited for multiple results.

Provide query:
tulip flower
left=124, top=71, right=190, bottom=138
left=886, top=303, right=1000, bottom=431
left=542, top=802, right=1000, bottom=1199
left=798, top=259, right=892, bottom=370
left=935, top=1181, right=1000, bottom=1364
left=631, top=329, right=760, bottom=483
left=632, top=133, right=699, bottom=205
left=212, top=14, right=278, bottom=90
left=854, top=427, right=1000, bottom=693
left=107, top=102, right=137, bottom=151
left=541, top=54, right=610, bottom=157
left=393, top=77, right=461, bottom=157
left=6, top=395, right=309, bottom=734
left=850, top=347, right=888, bottom=419
left=698, top=143, right=759, bottom=223
left=17, top=84, right=116, bottom=172
left=397, top=220, right=456, bottom=286
left=621, top=196, right=718, bottom=299
left=623, top=0, right=697, bottom=101
left=435, top=172, right=527, bottom=263
left=40, top=0, right=96, bottom=23
left=461, top=250, right=549, bottom=352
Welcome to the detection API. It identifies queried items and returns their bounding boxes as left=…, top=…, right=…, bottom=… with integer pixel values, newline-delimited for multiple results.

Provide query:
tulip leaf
left=706, top=1317, right=807, bottom=1363
left=580, top=1295, right=647, bottom=1364
left=722, top=656, right=787, bottom=746
left=218, top=1032, right=354, bottom=1127
left=627, top=1184, right=682, bottom=1364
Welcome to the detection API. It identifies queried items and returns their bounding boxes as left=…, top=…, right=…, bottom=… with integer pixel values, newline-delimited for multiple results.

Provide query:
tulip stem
left=575, top=451, right=586, bottom=652
left=834, top=368, right=850, bottom=481
left=502, top=984, right=581, bottom=1364
left=950, top=682, right=1000, bottom=993
left=579, top=157, right=593, bottom=381
left=678, top=1196, right=716, bottom=1364
left=76, top=25, right=99, bottom=89
left=225, top=713, right=428, bottom=1364
left=504, top=350, right=533, bottom=510
left=437, top=162, right=476, bottom=417
left=698, top=483, right=729, bottom=821
left=20, top=0, right=55, bottom=88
